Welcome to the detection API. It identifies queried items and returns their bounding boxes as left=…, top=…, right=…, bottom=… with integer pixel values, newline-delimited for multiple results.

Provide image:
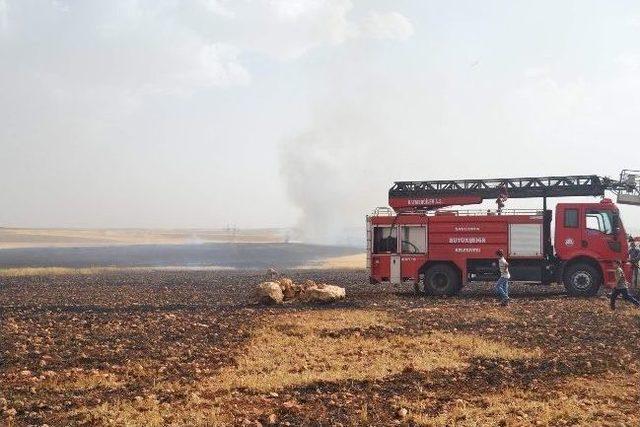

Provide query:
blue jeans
left=495, top=277, right=509, bottom=301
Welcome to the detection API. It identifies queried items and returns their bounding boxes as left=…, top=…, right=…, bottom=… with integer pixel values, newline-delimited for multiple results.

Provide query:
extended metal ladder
left=389, top=172, right=640, bottom=211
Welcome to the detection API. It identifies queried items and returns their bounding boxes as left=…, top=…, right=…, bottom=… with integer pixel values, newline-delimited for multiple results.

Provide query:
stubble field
left=1, top=269, right=639, bottom=426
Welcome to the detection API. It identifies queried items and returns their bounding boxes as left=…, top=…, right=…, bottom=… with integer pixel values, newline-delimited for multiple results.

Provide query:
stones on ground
left=256, top=282, right=284, bottom=305
left=299, top=283, right=346, bottom=303
left=276, top=278, right=301, bottom=300
left=256, top=275, right=345, bottom=305
left=396, top=408, right=408, bottom=419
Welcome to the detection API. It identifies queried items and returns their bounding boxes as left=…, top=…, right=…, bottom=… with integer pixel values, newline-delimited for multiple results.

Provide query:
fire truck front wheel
left=563, top=263, right=601, bottom=296
left=423, top=264, right=461, bottom=296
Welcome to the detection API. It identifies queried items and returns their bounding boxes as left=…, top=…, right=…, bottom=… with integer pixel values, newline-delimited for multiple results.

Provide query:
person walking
left=610, top=260, right=640, bottom=310
left=495, top=249, right=510, bottom=306
left=629, top=236, right=639, bottom=290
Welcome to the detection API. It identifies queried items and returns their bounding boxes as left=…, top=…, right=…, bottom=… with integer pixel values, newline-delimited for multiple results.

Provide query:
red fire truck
left=367, top=171, right=640, bottom=296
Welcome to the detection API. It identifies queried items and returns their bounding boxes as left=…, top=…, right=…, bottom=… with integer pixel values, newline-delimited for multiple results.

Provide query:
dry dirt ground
left=1, top=269, right=639, bottom=426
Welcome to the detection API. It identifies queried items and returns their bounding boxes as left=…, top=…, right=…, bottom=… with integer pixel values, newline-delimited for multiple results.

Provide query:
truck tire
left=563, top=263, right=601, bottom=296
left=424, top=264, right=460, bottom=296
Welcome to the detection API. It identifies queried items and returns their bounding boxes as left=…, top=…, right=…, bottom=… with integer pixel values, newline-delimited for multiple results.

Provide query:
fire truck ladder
left=389, top=172, right=640, bottom=211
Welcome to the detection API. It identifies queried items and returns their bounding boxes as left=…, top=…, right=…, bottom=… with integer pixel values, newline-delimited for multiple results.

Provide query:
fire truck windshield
left=586, top=209, right=614, bottom=235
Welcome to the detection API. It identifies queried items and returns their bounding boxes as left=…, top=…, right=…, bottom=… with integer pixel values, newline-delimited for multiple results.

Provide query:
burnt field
left=1, top=269, right=639, bottom=426
left=0, top=243, right=361, bottom=269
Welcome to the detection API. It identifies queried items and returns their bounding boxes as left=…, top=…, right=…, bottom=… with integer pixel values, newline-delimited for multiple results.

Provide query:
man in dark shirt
left=629, top=236, right=640, bottom=290
left=611, top=260, right=640, bottom=310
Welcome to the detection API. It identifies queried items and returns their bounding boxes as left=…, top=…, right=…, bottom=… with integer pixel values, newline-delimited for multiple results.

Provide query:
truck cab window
left=586, top=210, right=613, bottom=234
left=373, top=227, right=397, bottom=253
left=564, top=209, right=578, bottom=228
left=401, top=226, right=426, bottom=253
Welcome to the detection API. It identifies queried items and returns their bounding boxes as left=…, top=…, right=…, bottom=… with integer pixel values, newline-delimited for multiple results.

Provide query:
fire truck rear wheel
left=563, top=263, right=601, bottom=296
left=424, top=264, right=460, bottom=296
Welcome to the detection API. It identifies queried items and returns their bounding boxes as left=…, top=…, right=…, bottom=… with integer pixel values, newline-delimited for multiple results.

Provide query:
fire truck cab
left=367, top=172, right=640, bottom=296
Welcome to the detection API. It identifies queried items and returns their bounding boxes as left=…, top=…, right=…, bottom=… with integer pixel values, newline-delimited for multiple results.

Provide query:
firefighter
left=495, top=185, right=509, bottom=215
left=610, top=260, right=640, bottom=310
left=495, top=249, right=510, bottom=306
left=495, top=196, right=506, bottom=215
left=629, top=236, right=639, bottom=290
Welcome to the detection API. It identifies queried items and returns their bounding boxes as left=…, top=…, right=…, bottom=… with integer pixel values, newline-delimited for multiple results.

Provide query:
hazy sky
left=1, top=0, right=640, bottom=235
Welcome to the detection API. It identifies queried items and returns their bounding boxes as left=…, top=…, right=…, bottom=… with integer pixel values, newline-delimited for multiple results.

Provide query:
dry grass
left=407, top=372, right=640, bottom=426
left=0, top=266, right=236, bottom=277
left=208, top=309, right=538, bottom=393
left=72, top=365, right=231, bottom=426
left=41, top=370, right=124, bottom=393
left=456, top=308, right=517, bottom=323
left=76, top=309, right=539, bottom=425
left=310, top=253, right=366, bottom=269
left=79, top=394, right=229, bottom=427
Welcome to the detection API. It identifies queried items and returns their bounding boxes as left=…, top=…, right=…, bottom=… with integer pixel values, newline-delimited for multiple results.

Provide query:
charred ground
left=1, top=269, right=639, bottom=426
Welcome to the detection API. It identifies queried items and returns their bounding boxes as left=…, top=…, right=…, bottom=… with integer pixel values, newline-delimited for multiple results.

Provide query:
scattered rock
left=282, top=400, right=297, bottom=409
left=256, top=282, right=284, bottom=305
left=276, top=278, right=293, bottom=291
left=256, top=278, right=345, bottom=304
left=277, top=278, right=301, bottom=300
left=300, top=284, right=346, bottom=303
left=302, top=279, right=318, bottom=289
left=396, top=408, right=408, bottom=419
left=267, top=413, right=278, bottom=425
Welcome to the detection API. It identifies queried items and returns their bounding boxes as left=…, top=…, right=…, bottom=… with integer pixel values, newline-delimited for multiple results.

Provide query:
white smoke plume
left=277, top=4, right=416, bottom=245
left=281, top=108, right=392, bottom=244
left=278, top=65, right=441, bottom=244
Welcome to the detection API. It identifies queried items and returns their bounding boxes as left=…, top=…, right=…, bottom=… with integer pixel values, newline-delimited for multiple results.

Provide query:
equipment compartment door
left=390, top=255, right=401, bottom=284
left=509, top=224, right=543, bottom=257
left=371, top=225, right=399, bottom=283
